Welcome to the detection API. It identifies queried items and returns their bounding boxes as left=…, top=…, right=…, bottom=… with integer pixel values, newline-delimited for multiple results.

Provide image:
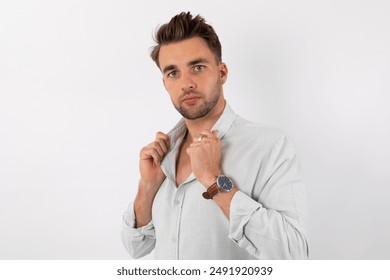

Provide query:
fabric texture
left=121, top=103, right=309, bottom=259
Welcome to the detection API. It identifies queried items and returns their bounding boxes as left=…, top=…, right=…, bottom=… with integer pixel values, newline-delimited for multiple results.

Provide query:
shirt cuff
left=122, top=202, right=155, bottom=239
left=228, top=191, right=262, bottom=255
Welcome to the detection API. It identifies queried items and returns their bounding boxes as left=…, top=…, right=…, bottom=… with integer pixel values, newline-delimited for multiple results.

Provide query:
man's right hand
left=135, top=132, right=170, bottom=228
left=139, top=131, right=170, bottom=188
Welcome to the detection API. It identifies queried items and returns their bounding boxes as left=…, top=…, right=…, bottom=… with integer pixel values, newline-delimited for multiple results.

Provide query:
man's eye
left=194, top=65, right=205, bottom=72
left=168, top=71, right=178, bottom=77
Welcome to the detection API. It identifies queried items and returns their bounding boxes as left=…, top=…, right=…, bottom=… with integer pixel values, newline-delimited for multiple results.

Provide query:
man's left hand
left=186, top=130, right=222, bottom=188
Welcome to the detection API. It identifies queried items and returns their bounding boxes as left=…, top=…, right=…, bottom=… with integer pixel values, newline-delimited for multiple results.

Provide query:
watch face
left=217, top=175, right=233, bottom=192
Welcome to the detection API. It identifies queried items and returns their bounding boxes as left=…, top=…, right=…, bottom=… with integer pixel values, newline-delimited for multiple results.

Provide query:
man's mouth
left=182, top=96, right=200, bottom=106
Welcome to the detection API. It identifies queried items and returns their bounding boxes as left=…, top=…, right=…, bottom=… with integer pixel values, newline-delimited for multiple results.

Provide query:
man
left=121, top=12, right=308, bottom=259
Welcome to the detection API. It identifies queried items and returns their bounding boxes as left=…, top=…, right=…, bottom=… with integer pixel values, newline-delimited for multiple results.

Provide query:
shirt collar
left=161, top=102, right=236, bottom=183
left=168, top=102, right=236, bottom=143
left=210, top=102, right=236, bottom=140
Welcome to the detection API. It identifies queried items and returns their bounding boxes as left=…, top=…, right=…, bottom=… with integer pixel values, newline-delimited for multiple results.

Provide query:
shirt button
left=174, top=199, right=180, bottom=206
left=172, top=237, right=178, bottom=243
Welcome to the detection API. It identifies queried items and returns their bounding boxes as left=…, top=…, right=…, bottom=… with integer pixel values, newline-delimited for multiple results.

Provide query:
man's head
left=151, top=12, right=228, bottom=121
left=150, top=12, right=222, bottom=69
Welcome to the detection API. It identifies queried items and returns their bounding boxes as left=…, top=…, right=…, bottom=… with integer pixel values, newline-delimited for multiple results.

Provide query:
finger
left=188, top=141, right=203, bottom=148
left=154, top=137, right=169, bottom=155
left=140, top=146, right=152, bottom=160
left=141, top=140, right=166, bottom=165
left=140, top=146, right=161, bottom=163
left=151, top=140, right=165, bottom=159
left=156, top=131, right=170, bottom=148
left=186, top=146, right=194, bottom=156
left=193, top=133, right=207, bottom=142
left=147, top=147, right=163, bottom=165
left=186, top=143, right=203, bottom=154
left=200, top=130, right=218, bottom=139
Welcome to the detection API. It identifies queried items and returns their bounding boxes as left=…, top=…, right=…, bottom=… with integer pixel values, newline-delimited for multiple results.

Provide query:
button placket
left=170, top=185, right=185, bottom=259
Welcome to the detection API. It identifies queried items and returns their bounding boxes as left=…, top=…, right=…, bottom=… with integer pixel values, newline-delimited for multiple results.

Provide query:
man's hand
left=186, top=129, right=238, bottom=219
left=186, top=130, right=222, bottom=188
left=139, top=131, right=170, bottom=189
left=135, top=131, right=169, bottom=228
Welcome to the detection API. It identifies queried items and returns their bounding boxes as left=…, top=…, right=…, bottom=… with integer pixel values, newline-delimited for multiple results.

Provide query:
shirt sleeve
left=228, top=136, right=309, bottom=259
left=121, top=202, right=156, bottom=259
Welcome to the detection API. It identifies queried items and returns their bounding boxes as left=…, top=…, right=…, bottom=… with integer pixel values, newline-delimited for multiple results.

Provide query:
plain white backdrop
left=1, top=0, right=389, bottom=259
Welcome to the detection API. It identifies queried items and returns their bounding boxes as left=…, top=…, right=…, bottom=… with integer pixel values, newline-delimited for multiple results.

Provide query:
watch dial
left=217, top=176, right=233, bottom=191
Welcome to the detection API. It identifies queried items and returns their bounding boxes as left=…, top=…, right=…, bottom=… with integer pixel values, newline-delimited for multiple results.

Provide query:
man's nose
left=181, top=73, right=196, bottom=92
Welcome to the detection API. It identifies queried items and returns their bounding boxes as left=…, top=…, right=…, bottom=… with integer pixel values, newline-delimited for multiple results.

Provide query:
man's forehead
left=158, top=37, right=215, bottom=69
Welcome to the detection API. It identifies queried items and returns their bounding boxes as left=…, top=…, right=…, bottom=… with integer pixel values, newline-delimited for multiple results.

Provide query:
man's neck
left=184, top=99, right=226, bottom=141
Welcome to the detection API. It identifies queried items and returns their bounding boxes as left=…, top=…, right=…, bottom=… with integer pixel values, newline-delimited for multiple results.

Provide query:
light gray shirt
left=121, top=103, right=309, bottom=259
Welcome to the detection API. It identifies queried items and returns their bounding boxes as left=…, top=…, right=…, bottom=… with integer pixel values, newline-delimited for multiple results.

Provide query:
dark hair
left=150, top=12, right=222, bottom=68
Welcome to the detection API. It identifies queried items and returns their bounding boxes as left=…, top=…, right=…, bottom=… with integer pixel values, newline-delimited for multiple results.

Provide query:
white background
left=1, top=0, right=389, bottom=259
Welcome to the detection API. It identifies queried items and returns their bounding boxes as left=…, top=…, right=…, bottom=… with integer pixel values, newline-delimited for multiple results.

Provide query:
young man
left=121, top=12, right=308, bottom=259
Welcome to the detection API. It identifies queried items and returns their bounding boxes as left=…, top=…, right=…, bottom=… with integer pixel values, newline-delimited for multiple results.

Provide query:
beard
left=173, top=81, right=222, bottom=120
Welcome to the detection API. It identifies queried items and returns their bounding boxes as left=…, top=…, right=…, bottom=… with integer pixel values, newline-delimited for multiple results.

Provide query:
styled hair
left=150, top=12, right=222, bottom=68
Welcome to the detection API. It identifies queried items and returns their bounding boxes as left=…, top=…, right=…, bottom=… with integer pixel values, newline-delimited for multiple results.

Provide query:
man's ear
left=219, top=63, right=228, bottom=84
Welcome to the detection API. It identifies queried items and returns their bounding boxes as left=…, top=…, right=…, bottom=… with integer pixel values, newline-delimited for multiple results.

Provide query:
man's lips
left=182, top=95, right=201, bottom=105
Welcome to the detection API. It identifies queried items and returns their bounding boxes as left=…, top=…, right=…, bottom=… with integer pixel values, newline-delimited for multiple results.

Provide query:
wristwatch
left=202, top=175, right=234, bottom=199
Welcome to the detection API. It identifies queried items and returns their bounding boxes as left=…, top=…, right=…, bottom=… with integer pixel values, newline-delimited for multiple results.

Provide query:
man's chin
left=178, top=108, right=209, bottom=120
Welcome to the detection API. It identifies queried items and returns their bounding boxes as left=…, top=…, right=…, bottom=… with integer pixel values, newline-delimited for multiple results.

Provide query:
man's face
left=158, top=37, right=228, bottom=120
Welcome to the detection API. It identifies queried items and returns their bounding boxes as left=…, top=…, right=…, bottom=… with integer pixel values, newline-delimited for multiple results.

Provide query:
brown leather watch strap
left=202, top=182, right=219, bottom=199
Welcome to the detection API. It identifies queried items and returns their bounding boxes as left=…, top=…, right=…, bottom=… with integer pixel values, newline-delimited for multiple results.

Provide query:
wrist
left=201, top=175, right=219, bottom=188
left=139, top=176, right=164, bottom=190
left=202, top=174, right=235, bottom=199
left=200, top=170, right=221, bottom=188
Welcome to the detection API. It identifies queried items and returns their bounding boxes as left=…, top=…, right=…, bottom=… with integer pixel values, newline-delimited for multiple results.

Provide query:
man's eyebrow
left=162, top=59, right=211, bottom=74
left=162, top=64, right=177, bottom=74
left=187, top=58, right=210, bottom=66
